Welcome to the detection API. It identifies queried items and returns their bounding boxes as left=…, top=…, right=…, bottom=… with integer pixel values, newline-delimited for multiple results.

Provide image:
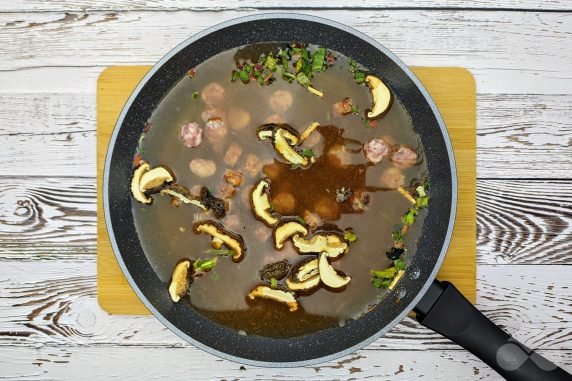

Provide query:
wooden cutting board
left=97, top=66, right=476, bottom=315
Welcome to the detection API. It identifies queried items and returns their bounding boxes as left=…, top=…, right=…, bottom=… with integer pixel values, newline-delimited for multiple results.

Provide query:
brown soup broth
left=133, top=44, right=427, bottom=338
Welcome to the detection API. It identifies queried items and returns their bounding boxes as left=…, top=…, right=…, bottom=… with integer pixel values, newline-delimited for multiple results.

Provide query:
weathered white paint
left=1, top=0, right=570, bottom=12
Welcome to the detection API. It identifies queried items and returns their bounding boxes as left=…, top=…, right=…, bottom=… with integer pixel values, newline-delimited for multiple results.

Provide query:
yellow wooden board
left=97, top=66, right=476, bottom=315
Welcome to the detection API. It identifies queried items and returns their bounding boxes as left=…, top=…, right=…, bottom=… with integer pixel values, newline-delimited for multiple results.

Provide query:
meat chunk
left=391, top=146, right=418, bottom=168
left=201, top=107, right=225, bottom=123
left=332, top=97, right=354, bottom=116
left=204, top=118, right=228, bottom=142
left=189, top=159, right=216, bottom=178
left=201, top=82, right=225, bottom=106
left=179, top=122, right=202, bottom=148
left=302, top=210, right=322, bottom=231
left=219, top=183, right=236, bottom=199
left=224, top=169, right=243, bottom=187
left=269, top=90, right=293, bottom=113
left=363, top=138, right=390, bottom=164
left=223, top=143, right=243, bottom=167
left=379, top=167, right=405, bottom=189
left=227, top=107, right=251, bottom=130
left=244, top=154, right=262, bottom=178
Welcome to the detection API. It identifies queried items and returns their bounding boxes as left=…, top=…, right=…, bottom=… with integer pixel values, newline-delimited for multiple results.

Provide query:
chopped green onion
left=401, top=208, right=418, bottom=225
left=372, top=277, right=392, bottom=288
left=270, top=278, right=278, bottom=288
left=202, top=249, right=236, bottom=256
left=371, top=267, right=398, bottom=279
left=238, top=70, right=250, bottom=83
left=311, top=47, right=326, bottom=72
left=294, top=216, right=306, bottom=225
left=231, top=70, right=239, bottom=82
left=391, top=231, right=405, bottom=242
left=394, top=259, right=406, bottom=271
left=344, top=231, right=358, bottom=243
left=264, top=55, right=277, bottom=71
left=354, top=71, right=366, bottom=84
left=282, top=71, right=296, bottom=82
left=193, top=258, right=217, bottom=272
left=296, top=72, right=311, bottom=87
left=244, top=64, right=252, bottom=73
left=191, top=90, right=199, bottom=100
left=416, top=197, right=429, bottom=208
left=351, top=105, right=360, bottom=114
left=300, top=148, right=314, bottom=158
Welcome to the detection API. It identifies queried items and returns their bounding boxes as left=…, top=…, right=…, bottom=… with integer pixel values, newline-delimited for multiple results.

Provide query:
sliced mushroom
left=286, top=274, right=320, bottom=291
left=131, top=161, right=151, bottom=204
left=292, top=234, right=348, bottom=257
left=168, top=259, right=192, bottom=302
left=256, top=123, right=299, bottom=145
left=365, top=75, right=393, bottom=120
left=251, top=179, right=278, bottom=226
left=286, top=258, right=320, bottom=291
left=160, top=184, right=207, bottom=210
left=139, top=166, right=175, bottom=194
left=318, top=252, right=351, bottom=289
left=193, top=220, right=245, bottom=262
left=273, top=128, right=308, bottom=166
left=248, top=285, right=298, bottom=312
left=291, top=258, right=319, bottom=282
left=273, top=220, right=308, bottom=250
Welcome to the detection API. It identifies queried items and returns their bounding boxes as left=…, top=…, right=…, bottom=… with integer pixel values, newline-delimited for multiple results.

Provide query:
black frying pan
left=103, top=14, right=569, bottom=380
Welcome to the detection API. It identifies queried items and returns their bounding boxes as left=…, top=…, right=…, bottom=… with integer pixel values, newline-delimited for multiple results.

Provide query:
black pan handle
left=414, top=280, right=571, bottom=381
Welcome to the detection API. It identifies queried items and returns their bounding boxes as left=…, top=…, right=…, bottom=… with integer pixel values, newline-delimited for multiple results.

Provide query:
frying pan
left=103, top=13, right=570, bottom=380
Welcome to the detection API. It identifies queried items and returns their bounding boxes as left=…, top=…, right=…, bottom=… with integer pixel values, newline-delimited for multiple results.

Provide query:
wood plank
left=1, top=177, right=570, bottom=263
left=0, top=346, right=570, bottom=380
left=0, top=11, right=571, bottom=95
left=0, top=261, right=570, bottom=351
left=477, top=179, right=572, bottom=264
left=1, top=0, right=570, bottom=12
left=0, top=89, right=570, bottom=177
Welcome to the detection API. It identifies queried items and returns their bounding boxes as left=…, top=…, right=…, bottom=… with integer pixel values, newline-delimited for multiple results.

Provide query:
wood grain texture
left=0, top=10, right=571, bottom=95
left=0, top=346, right=570, bottom=381
left=1, top=177, right=570, bottom=263
left=0, top=177, right=96, bottom=260
left=1, top=85, right=570, bottom=178
left=96, top=66, right=476, bottom=314
left=2, top=0, right=571, bottom=12
left=0, top=261, right=570, bottom=351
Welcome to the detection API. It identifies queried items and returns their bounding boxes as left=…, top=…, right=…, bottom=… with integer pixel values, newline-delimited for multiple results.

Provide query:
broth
left=132, top=44, right=427, bottom=338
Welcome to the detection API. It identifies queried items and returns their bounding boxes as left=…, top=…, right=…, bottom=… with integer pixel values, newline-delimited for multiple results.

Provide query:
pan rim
left=103, top=12, right=458, bottom=367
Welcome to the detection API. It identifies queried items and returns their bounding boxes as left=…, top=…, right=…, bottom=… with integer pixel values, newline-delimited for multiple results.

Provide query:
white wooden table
left=0, top=2, right=571, bottom=380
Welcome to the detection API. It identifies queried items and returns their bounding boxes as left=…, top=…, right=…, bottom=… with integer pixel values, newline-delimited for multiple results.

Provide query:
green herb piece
left=238, top=70, right=250, bottom=83
left=344, top=231, right=358, bottom=243
left=202, top=249, right=236, bottom=256
left=300, top=148, right=314, bottom=158
left=354, top=71, right=366, bottom=84
left=348, top=58, right=358, bottom=70
left=209, top=271, right=220, bottom=281
left=372, top=277, right=392, bottom=289
left=264, top=55, right=277, bottom=71
left=231, top=70, right=239, bottom=82
left=270, top=278, right=278, bottom=288
left=294, top=216, right=306, bottom=225
left=244, top=64, right=252, bottom=73
left=296, top=72, right=311, bottom=87
left=295, top=57, right=304, bottom=74
left=311, top=47, right=326, bottom=72
left=401, top=208, right=418, bottom=225
left=191, top=90, right=199, bottom=100
left=351, top=105, right=360, bottom=114
left=371, top=267, right=398, bottom=279
left=198, top=258, right=217, bottom=272
left=416, top=197, right=429, bottom=208
left=394, top=259, right=406, bottom=271
left=391, top=230, right=405, bottom=242
left=282, top=71, right=296, bottom=82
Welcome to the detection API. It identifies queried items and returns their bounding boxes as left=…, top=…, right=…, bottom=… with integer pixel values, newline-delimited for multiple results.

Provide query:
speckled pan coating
left=103, top=13, right=457, bottom=367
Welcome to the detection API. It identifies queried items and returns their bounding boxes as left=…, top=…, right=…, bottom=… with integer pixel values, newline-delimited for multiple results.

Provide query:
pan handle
left=414, top=280, right=571, bottom=381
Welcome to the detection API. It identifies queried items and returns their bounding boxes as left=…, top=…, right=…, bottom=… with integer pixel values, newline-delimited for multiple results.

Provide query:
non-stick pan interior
left=104, top=13, right=456, bottom=366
